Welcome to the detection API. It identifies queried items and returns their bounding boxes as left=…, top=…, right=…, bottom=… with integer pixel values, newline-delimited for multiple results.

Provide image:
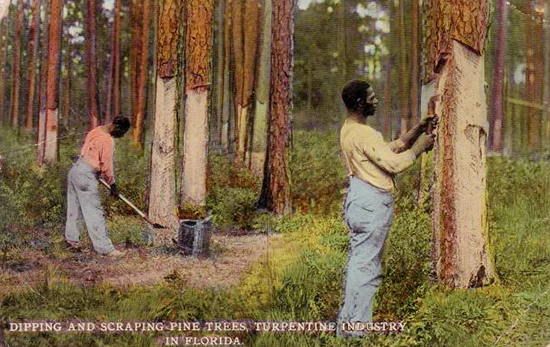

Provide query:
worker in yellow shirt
left=337, top=79, right=437, bottom=337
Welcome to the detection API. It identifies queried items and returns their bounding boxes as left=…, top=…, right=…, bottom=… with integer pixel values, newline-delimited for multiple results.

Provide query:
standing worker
left=64, top=116, right=131, bottom=257
left=337, top=80, right=437, bottom=337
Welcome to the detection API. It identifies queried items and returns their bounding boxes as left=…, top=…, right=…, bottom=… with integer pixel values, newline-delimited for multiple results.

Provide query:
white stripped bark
left=250, top=0, right=272, bottom=175
left=432, top=41, right=495, bottom=288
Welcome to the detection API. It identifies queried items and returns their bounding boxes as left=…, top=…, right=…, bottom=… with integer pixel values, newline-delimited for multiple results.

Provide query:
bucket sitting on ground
left=177, top=217, right=212, bottom=257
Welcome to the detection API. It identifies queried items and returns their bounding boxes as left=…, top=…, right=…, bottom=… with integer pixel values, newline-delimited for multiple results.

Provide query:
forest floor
left=0, top=229, right=281, bottom=298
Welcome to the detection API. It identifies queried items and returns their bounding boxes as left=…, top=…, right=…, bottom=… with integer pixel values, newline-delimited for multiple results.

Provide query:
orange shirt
left=80, top=127, right=115, bottom=185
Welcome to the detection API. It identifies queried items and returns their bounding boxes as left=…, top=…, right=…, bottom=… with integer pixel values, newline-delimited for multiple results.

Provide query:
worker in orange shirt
left=64, top=116, right=130, bottom=257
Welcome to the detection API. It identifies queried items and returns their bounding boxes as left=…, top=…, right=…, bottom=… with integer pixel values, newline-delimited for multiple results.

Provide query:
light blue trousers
left=337, top=176, right=394, bottom=337
left=64, top=160, right=115, bottom=254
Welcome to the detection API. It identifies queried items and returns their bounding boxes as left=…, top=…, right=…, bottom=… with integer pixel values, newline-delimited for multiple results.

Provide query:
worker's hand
left=110, top=183, right=119, bottom=199
left=420, top=94, right=440, bottom=133
left=411, top=133, right=436, bottom=157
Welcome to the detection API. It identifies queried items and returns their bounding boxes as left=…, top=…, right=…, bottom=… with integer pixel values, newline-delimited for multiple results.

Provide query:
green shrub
left=207, top=187, right=258, bottom=230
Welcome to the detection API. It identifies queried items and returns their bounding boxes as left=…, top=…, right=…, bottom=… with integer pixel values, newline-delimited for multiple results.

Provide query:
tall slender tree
left=36, top=0, right=49, bottom=165
left=26, top=0, right=40, bottom=131
left=180, top=0, right=213, bottom=212
left=423, top=0, right=495, bottom=288
left=10, top=0, right=23, bottom=127
left=258, top=0, right=294, bottom=215
left=409, top=0, right=420, bottom=125
left=104, top=0, right=121, bottom=123
left=489, top=0, right=508, bottom=152
left=132, top=0, right=151, bottom=145
left=148, top=0, right=181, bottom=238
left=231, top=0, right=244, bottom=164
left=129, top=0, right=143, bottom=119
left=44, top=0, right=62, bottom=163
left=221, top=0, right=233, bottom=153
left=397, top=0, right=409, bottom=134
left=250, top=0, right=272, bottom=175
left=61, top=33, right=72, bottom=129
left=0, top=19, right=8, bottom=126
left=85, top=0, right=100, bottom=128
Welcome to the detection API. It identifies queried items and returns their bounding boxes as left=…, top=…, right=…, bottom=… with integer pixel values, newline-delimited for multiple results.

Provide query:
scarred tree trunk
left=36, top=0, right=49, bottom=165
left=132, top=0, right=151, bottom=145
left=250, top=0, right=272, bottom=175
left=231, top=0, right=244, bottom=164
left=180, top=0, right=213, bottom=212
left=148, top=0, right=182, bottom=240
left=85, top=0, right=100, bottom=128
left=10, top=0, right=23, bottom=127
left=213, top=0, right=225, bottom=148
left=489, top=0, right=508, bottom=152
left=258, top=0, right=293, bottom=215
left=423, top=0, right=495, bottom=288
left=221, top=0, right=233, bottom=153
left=26, top=0, right=40, bottom=131
left=240, top=0, right=260, bottom=166
left=44, top=0, right=62, bottom=163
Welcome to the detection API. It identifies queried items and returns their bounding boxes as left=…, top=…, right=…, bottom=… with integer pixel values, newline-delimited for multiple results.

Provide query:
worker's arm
left=358, top=131, right=417, bottom=174
left=99, top=137, right=116, bottom=186
left=391, top=95, right=440, bottom=152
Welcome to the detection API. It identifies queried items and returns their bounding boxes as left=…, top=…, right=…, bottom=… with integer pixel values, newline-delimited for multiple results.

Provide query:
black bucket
left=177, top=217, right=212, bottom=257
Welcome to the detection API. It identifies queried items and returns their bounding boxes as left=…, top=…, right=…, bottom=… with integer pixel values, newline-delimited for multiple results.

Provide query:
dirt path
left=0, top=233, right=281, bottom=298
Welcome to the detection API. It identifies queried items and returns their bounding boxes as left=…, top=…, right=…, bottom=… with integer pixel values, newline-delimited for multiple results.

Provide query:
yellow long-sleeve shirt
left=340, top=118, right=416, bottom=191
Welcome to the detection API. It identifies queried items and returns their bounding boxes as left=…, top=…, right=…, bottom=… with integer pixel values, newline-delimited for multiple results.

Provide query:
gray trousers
left=337, top=176, right=394, bottom=337
left=64, top=160, right=115, bottom=254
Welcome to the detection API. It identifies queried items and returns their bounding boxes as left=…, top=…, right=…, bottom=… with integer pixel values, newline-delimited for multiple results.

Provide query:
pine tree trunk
left=113, top=0, right=122, bottom=119
left=26, top=0, right=40, bottom=131
left=258, top=0, right=293, bottom=215
left=130, top=0, right=143, bottom=122
left=10, top=0, right=23, bottom=127
left=36, top=0, right=49, bottom=165
left=0, top=19, right=8, bottom=126
left=241, top=0, right=260, bottom=166
left=104, top=0, right=119, bottom=123
left=397, top=0, right=408, bottom=134
left=62, top=36, right=71, bottom=129
left=148, top=0, right=182, bottom=240
left=180, top=0, right=213, bottom=212
left=221, top=0, right=232, bottom=153
left=232, top=0, right=245, bottom=165
left=489, top=0, right=507, bottom=152
left=132, top=0, right=151, bottom=145
left=44, top=0, right=62, bottom=163
left=409, top=0, right=420, bottom=124
left=250, top=0, right=271, bottom=175
left=85, top=0, right=100, bottom=128
left=423, top=0, right=495, bottom=288
left=213, top=0, right=224, bottom=149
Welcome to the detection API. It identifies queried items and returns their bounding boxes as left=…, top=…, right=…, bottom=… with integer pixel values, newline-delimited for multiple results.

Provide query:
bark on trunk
left=250, top=0, right=272, bottom=175
left=409, top=0, right=420, bottom=124
left=36, top=0, right=49, bottom=165
left=10, top=0, right=24, bottom=127
left=489, top=0, right=507, bottom=152
left=149, top=0, right=183, bottom=241
left=221, top=0, right=233, bottom=153
left=26, top=0, right=40, bottom=131
left=62, top=36, right=71, bottom=129
left=0, top=20, right=7, bottom=126
left=258, top=0, right=293, bottom=215
left=44, top=0, right=62, bottom=163
left=423, top=0, right=495, bottom=288
left=85, top=0, right=100, bottom=128
left=132, top=0, right=151, bottom=145
left=180, top=0, right=213, bottom=212
left=130, top=0, right=143, bottom=121
left=105, top=0, right=121, bottom=123
left=397, top=0, right=408, bottom=134
left=232, top=0, right=245, bottom=165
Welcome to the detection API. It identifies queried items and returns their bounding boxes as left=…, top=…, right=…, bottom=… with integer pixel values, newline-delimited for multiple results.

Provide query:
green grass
left=1, top=129, right=549, bottom=346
